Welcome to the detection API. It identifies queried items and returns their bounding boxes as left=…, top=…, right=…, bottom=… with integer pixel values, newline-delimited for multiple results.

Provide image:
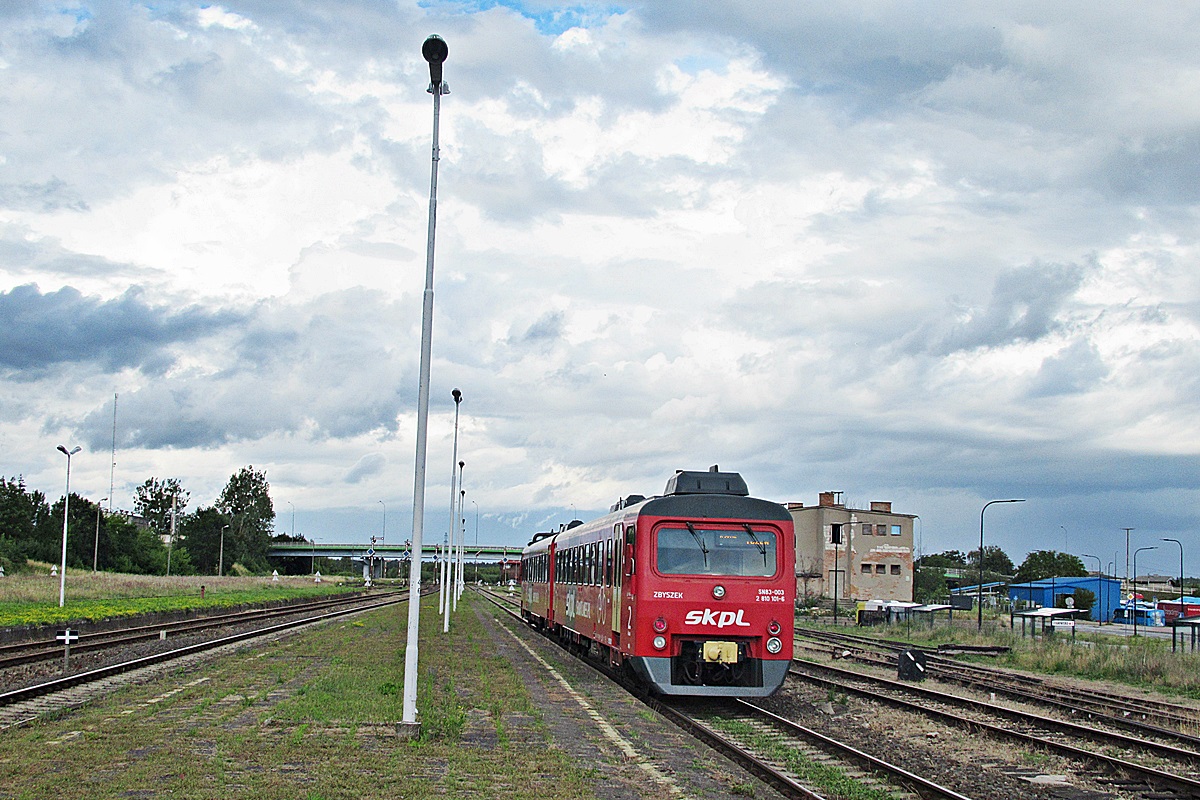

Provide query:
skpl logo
left=684, top=609, right=751, bottom=629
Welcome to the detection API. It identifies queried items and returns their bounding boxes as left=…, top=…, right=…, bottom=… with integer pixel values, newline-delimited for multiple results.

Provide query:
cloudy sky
left=3, top=1, right=1198, bottom=573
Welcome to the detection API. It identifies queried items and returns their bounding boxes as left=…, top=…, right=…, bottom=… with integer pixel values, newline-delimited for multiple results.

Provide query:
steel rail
left=1, top=592, right=410, bottom=710
left=477, top=588, right=972, bottom=800
left=795, top=627, right=1200, bottom=737
left=0, top=591, right=396, bottom=669
left=790, top=661, right=1200, bottom=797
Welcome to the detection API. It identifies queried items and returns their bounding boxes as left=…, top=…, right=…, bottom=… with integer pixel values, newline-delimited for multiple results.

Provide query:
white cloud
left=3, top=2, right=1200, bottom=569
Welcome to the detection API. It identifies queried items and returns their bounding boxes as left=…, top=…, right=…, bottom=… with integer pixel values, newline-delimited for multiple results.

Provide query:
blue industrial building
left=1007, top=576, right=1122, bottom=622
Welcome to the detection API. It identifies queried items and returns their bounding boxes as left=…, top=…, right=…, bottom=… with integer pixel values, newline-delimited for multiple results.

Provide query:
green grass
left=0, top=568, right=359, bottom=627
left=0, top=591, right=600, bottom=799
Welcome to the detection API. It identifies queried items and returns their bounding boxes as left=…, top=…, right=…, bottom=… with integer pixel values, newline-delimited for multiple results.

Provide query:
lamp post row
left=45, top=36, right=452, bottom=736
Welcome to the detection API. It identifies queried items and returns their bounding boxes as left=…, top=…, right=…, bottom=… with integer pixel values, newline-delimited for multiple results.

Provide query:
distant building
left=1007, top=576, right=1122, bottom=622
left=788, top=492, right=915, bottom=604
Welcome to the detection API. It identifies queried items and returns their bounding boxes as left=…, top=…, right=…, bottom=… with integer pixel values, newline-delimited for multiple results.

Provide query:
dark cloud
left=345, top=453, right=387, bottom=484
left=67, top=288, right=419, bottom=450
left=1026, top=339, right=1109, bottom=398
left=934, top=262, right=1085, bottom=354
left=0, top=284, right=243, bottom=375
left=0, top=228, right=147, bottom=279
left=1103, top=133, right=1200, bottom=204
left=0, top=179, right=89, bottom=213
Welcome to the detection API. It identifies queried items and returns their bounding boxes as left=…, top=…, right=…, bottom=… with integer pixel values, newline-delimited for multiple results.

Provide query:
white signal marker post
left=400, top=34, right=449, bottom=738
left=56, top=629, right=78, bottom=670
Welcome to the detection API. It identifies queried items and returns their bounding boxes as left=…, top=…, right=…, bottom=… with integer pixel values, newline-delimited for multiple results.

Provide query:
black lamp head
left=452, top=388, right=462, bottom=403
left=423, top=35, right=448, bottom=85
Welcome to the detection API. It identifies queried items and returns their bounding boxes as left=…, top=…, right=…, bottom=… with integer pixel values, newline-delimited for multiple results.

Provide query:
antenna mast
left=109, top=392, right=118, bottom=512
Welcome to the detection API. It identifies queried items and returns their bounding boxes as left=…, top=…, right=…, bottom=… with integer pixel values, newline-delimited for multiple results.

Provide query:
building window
left=861, top=564, right=871, bottom=574
left=890, top=564, right=901, bottom=575
left=891, top=525, right=901, bottom=536
left=861, top=524, right=872, bottom=535
left=876, top=564, right=887, bottom=574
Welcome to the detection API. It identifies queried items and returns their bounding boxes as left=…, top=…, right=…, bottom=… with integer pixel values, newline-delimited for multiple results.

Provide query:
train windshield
left=655, top=524, right=777, bottom=577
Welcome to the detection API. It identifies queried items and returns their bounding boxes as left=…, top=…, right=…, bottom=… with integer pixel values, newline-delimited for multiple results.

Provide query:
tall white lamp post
left=56, top=445, right=81, bottom=607
left=401, top=33, right=450, bottom=734
left=457, top=482, right=465, bottom=605
left=444, top=390, right=462, bottom=629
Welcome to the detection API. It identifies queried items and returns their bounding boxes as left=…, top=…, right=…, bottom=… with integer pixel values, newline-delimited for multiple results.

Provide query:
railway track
left=0, top=589, right=412, bottom=729
left=0, top=589, right=396, bottom=671
left=789, top=657, right=1200, bottom=799
left=794, top=627, right=1200, bottom=738
left=475, top=587, right=974, bottom=799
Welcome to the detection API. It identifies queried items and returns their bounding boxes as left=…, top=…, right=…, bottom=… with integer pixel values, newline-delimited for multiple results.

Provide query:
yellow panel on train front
left=702, top=641, right=739, bottom=663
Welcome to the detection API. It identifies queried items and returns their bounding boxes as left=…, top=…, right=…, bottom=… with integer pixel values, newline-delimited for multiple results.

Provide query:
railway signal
left=55, top=629, right=79, bottom=670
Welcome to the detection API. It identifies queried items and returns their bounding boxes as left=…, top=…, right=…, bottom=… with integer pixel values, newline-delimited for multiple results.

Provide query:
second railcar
left=521, top=466, right=795, bottom=696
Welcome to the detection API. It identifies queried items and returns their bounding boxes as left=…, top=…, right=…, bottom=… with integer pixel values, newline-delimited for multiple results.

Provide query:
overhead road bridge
left=267, top=543, right=523, bottom=561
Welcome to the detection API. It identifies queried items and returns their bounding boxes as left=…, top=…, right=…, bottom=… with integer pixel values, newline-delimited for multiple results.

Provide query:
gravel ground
left=758, top=651, right=1161, bottom=800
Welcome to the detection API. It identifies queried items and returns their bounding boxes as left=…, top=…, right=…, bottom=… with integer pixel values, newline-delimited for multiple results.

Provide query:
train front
left=625, top=469, right=795, bottom=697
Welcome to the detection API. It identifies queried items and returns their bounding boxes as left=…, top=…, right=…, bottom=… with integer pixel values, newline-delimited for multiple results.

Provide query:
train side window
left=613, top=525, right=623, bottom=586
left=624, top=524, right=636, bottom=576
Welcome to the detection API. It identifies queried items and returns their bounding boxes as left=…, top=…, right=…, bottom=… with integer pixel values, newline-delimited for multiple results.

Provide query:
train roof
left=524, top=467, right=790, bottom=550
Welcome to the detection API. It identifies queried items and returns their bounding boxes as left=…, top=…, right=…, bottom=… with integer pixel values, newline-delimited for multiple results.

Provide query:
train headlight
left=653, top=616, right=668, bottom=633
left=767, top=620, right=781, bottom=636
left=766, top=637, right=783, bottom=654
left=653, top=635, right=667, bottom=650
left=712, top=585, right=726, bottom=599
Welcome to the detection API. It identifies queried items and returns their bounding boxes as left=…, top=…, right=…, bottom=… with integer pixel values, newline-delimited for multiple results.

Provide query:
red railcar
left=521, top=467, right=795, bottom=696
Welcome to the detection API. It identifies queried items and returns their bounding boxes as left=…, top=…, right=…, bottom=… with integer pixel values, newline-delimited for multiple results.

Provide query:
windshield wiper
left=743, top=524, right=769, bottom=564
left=684, top=522, right=710, bottom=569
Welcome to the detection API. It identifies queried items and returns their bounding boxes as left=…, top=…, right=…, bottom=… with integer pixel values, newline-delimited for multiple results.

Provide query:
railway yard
left=4, top=585, right=1200, bottom=799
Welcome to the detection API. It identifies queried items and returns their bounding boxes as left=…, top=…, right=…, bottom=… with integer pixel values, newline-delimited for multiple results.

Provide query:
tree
left=180, top=506, right=228, bottom=575
left=133, top=478, right=189, bottom=539
left=1015, top=550, right=1086, bottom=583
left=914, top=564, right=950, bottom=602
left=917, top=550, right=969, bottom=569
left=1072, top=587, right=1096, bottom=614
left=968, top=545, right=1015, bottom=576
left=104, top=514, right=169, bottom=575
left=0, top=476, right=47, bottom=570
left=216, top=466, right=275, bottom=573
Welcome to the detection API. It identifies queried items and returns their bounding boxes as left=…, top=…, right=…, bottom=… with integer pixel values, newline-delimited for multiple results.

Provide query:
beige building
left=788, top=492, right=915, bottom=604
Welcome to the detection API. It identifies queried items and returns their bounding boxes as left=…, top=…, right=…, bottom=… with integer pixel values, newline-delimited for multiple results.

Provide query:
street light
left=1163, top=538, right=1185, bottom=606
left=457, top=482, right=465, bottom=604
left=444, top=389, right=462, bottom=626
left=94, top=496, right=107, bottom=573
left=472, top=499, right=479, bottom=546
left=978, top=498, right=1025, bottom=629
left=56, top=445, right=81, bottom=607
left=402, top=33, right=450, bottom=733
left=1122, top=527, right=1134, bottom=584
left=1081, top=553, right=1102, bottom=623
left=1132, top=545, right=1156, bottom=636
